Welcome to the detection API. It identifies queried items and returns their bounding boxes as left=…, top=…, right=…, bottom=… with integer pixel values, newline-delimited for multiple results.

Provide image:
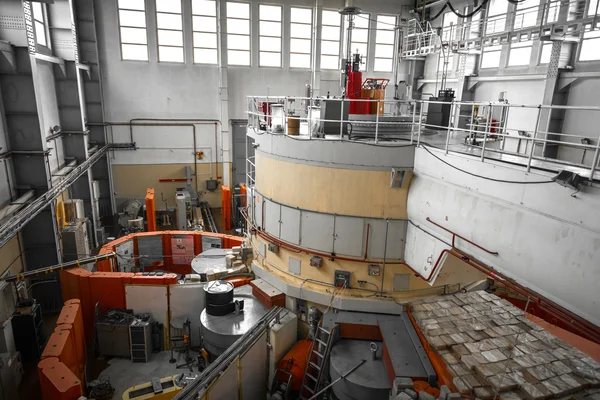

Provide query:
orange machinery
left=146, top=188, right=156, bottom=231
left=361, top=78, right=389, bottom=115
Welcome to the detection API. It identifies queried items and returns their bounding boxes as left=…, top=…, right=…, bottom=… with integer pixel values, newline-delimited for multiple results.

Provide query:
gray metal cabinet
left=97, top=322, right=131, bottom=358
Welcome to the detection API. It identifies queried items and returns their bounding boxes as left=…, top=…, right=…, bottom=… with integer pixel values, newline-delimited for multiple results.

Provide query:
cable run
left=420, top=144, right=555, bottom=184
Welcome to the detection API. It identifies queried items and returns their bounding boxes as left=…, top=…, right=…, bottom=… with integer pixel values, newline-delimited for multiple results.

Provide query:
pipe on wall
left=91, top=120, right=223, bottom=196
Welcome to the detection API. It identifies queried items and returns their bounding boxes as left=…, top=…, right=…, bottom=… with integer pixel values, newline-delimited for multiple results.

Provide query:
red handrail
left=426, top=217, right=499, bottom=255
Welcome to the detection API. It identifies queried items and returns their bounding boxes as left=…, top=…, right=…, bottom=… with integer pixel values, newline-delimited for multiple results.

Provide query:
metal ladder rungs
left=306, top=372, right=318, bottom=381
left=303, top=385, right=315, bottom=394
left=318, top=326, right=330, bottom=334
left=316, top=338, right=327, bottom=346
left=309, top=361, right=321, bottom=370
left=313, top=349, right=324, bottom=358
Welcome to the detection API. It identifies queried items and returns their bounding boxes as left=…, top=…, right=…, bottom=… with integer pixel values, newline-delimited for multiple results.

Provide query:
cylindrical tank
left=200, top=285, right=267, bottom=358
left=347, top=70, right=364, bottom=114
left=277, top=339, right=312, bottom=391
left=329, top=339, right=391, bottom=400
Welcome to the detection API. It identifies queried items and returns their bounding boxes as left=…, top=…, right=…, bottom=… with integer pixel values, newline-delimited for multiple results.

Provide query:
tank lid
left=204, top=280, right=234, bottom=294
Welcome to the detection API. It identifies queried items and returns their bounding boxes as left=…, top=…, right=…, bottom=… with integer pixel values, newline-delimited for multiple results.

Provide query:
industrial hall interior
left=0, top=0, right=600, bottom=399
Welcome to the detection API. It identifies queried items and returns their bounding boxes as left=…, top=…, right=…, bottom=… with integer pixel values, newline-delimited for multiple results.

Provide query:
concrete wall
left=408, top=146, right=600, bottom=326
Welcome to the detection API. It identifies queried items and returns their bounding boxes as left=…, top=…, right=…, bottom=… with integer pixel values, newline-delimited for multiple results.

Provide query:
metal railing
left=246, top=95, right=600, bottom=180
left=407, top=0, right=600, bottom=57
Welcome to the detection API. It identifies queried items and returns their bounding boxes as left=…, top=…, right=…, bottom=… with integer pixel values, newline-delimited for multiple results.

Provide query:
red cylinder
left=277, top=339, right=313, bottom=391
left=347, top=70, right=366, bottom=114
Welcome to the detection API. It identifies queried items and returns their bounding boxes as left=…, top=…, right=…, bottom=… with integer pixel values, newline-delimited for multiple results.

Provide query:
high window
left=320, top=10, right=341, bottom=70
left=508, top=41, right=532, bottom=66
left=118, top=0, right=148, bottom=61
left=539, top=42, right=552, bottom=64
left=350, top=14, right=369, bottom=71
left=227, top=2, right=250, bottom=66
left=32, top=2, right=48, bottom=47
left=485, top=0, right=508, bottom=35
left=374, top=15, right=396, bottom=72
left=156, top=0, right=184, bottom=62
left=480, top=45, right=502, bottom=68
left=259, top=4, right=282, bottom=67
left=441, top=12, right=458, bottom=42
left=579, top=31, right=600, bottom=61
left=192, top=0, right=218, bottom=64
left=290, top=7, right=312, bottom=69
left=514, top=0, right=539, bottom=29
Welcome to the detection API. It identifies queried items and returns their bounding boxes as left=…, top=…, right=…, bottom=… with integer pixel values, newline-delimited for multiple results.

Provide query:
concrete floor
left=99, top=350, right=201, bottom=398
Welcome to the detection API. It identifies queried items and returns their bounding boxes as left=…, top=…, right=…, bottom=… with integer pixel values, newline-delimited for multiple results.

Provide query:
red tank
left=346, top=53, right=369, bottom=114
left=276, top=339, right=313, bottom=391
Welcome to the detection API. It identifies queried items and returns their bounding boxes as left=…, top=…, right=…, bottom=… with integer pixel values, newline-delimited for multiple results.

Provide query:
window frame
left=32, top=2, right=50, bottom=49
left=192, top=0, right=219, bottom=65
left=577, top=30, right=600, bottom=62
left=258, top=3, right=283, bottom=68
left=373, top=14, right=396, bottom=72
left=320, top=9, right=342, bottom=70
left=226, top=1, right=252, bottom=67
left=348, top=13, right=370, bottom=71
left=289, top=6, right=313, bottom=70
left=538, top=41, right=552, bottom=65
left=507, top=40, right=533, bottom=67
left=155, top=0, right=185, bottom=64
left=117, top=0, right=150, bottom=62
left=485, top=0, right=508, bottom=35
left=480, top=44, right=503, bottom=69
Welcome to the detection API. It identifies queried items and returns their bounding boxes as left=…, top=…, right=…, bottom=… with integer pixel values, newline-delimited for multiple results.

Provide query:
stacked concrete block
left=411, top=291, right=600, bottom=400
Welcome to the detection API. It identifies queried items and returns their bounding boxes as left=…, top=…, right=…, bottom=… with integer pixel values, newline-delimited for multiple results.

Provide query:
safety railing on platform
left=416, top=0, right=600, bottom=56
left=246, top=95, right=600, bottom=180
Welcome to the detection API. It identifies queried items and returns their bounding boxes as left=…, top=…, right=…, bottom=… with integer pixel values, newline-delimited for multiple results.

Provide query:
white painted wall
left=95, top=0, right=409, bottom=167
left=407, top=146, right=600, bottom=326
left=559, top=78, right=600, bottom=166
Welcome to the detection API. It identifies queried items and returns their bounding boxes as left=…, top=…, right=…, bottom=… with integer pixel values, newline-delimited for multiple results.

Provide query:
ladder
left=299, top=324, right=336, bottom=400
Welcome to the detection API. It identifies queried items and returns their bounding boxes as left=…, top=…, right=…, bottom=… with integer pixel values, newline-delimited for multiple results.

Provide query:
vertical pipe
left=375, top=103, right=380, bottom=143
left=410, top=103, right=417, bottom=144
left=541, top=107, right=552, bottom=157
left=527, top=107, right=542, bottom=172
left=417, top=103, right=423, bottom=147
left=284, top=96, right=288, bottom=135
left=501, top=105, right=509, bottom=151
left=380, top=219, right=389, bottom=296
left=340, top=98, right=344, bottom=139
left=480, top=104, right=492, bottom=162
left=445, top=101, right=453, bottom=155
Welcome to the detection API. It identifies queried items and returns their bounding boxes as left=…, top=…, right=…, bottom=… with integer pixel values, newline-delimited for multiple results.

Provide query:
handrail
left=426, top=217, right=499, bottom=255
left=246, top=96, right=600, bottom=180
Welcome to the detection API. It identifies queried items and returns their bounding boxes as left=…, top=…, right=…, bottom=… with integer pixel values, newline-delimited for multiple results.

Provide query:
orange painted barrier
left=89, top=272, right=134, bottom=314
left=221, top=185, right=231, bottom=230
left=38, top=357, right=83, bottom=400
left=41, top=330, right=79, bottom=380
left=146, top=188, right=156, bottom=232
left=57, top=302, right=86, bottom=380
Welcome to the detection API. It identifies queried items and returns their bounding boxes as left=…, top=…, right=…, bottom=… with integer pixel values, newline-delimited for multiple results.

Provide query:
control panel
left=334, top=270, right=351, bottom=288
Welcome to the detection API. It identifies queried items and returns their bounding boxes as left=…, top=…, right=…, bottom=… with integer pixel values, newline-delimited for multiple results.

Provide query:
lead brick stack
left=410, top=291, right=600, bottom=400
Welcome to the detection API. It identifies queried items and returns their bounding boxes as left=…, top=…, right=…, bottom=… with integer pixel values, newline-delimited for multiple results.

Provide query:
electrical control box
left=309, top=256, right=323, bottom=268
left=334, top=270, right=351, bottom=288
left=268, top=243, right=279, bottom=253
left=368, top=264, right=380, bottom=276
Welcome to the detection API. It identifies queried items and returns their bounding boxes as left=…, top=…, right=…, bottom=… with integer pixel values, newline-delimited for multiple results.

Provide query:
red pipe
left=426, top=217, right=499, bottom=255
